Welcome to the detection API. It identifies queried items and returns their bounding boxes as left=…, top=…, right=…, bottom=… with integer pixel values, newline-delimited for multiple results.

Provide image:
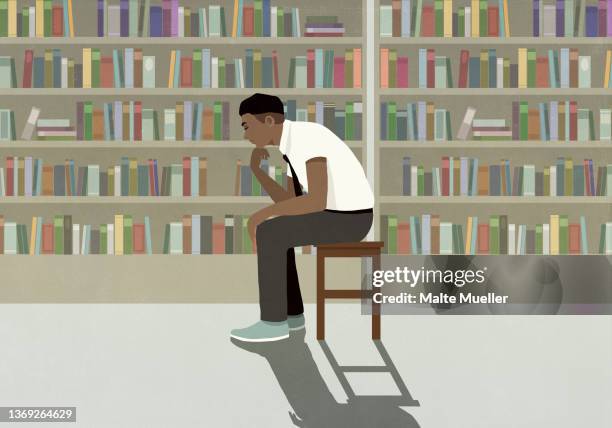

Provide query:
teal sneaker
left=230, top=320, right=289, bottom=342
left=287, top=314, right=305, bottom=331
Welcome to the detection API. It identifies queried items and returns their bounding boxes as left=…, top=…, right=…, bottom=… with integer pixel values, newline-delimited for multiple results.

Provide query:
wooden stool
left=316, top=241, right=384, bottom=340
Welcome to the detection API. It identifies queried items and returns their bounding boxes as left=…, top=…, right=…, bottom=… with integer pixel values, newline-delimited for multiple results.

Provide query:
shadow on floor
left=231, top=331, right=420, bottom=428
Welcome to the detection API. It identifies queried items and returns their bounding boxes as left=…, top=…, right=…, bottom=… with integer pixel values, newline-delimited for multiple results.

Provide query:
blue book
left=556, top=157, right=564, bottom=196
left=153, top=159, right=159, bottom=196
left=504, top=159, right=511, bottom=195
left=315, top=48, right=324, bottom=88
left=173, top=50, right=181, bottom=88
left=422, top=214, right=430, bottom=254
left=150, top=6, right=162, bottom=36
left=560, top=48, right=569, bottom=88
left=574, top=165, right=584, bottom=196
left=69, top=159, right=76, bottom=195
left=409, top=216, right=418, bottom=254
left=262, top=57, right=273, bottom=87
left=53, top=49, right=61, bottom=88
left=237, top=0, right=243, bottom=37
left=471, top=157, right=479, bottom=195
left=63, top=0, right=70, bottom=36
left=498, top=0, right=504, bottom=37
left=33, top=57, right=44, bottom=88
left=194, top=102, right=203, bottom=140
left=240, top=165, right=252, bottom=196
left=406, top=103, right=414, bottom=140
left=401, top=0, right=411, bottom=37
left=125, top=48, right=134, bottom=88
left=470, top=216, right=478, bottom=255
left=585, top=6, right=598, bottom=37
left=538, top=103, right=546, bottom=140
left=579, top=215, right=588, bottom=254
left=418, top=48, right=427, bottom=87
left=104, top=103, right=112, bottom=140
left=468, top=57, right=480, bottom=88
left=547, top=49, right=556, bottom=88
left=402, top=156, right=411, bottom=195
left=144, top=216, right=152, bottom=254
left=245, top=49, right=253, bottom=88
left=417, top=101, right=426, bottom=141
left=263, top=0, right=270, bottom=36
left=488, top=49, right=496, bottom=88
left=112, top=49, right=122, bottom=88
left=202, top=49, right=211, bottom=88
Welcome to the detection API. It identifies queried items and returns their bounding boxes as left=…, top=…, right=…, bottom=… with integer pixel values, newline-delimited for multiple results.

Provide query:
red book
left=182, top=156, right=191, bottom=196
left=134, top=101, right=142, bottom=141
left=458, top=49, right=469, bottom=88
left=397, top=56, right=408, bottom=88
left=52, top=5, right=63, bottom=36
left=487, top=6, right=499, bottom=36
left=243, top=5, right=254, bottom=36
left=536, top=57, right=550, bottom=87
left=182, top=215, right=191, bottom=254
left=398, top=222, right=410, bottom=254
left=598, top=0, right=607, bottom=36
left=212, top=223, right=225, bottom=254
left=23, top=50, right=33, bottom=88
left=307, top=49, right=315, bottom=88
left=162, top=0, right=171, bottom=36
left=477, top=224, right=489, bottom=254
left=426, top=49, right=435, bottom=88
left=133, top=224, right=145, bottom=254
left=441, top=156, right=450, bottom=196
left=569, top=101, right=577, bottom=140
left=42, top=223, right=53, bottom=254
left=101, top=57, right=114, bottom=87
left=392, top=0, right=401, bottom=36
left=569, top=223, right=581, bottom=254
left=180, top=57, right=192, bottom=87
left=272, top=50, right=280, bottom=88
left=421, top=6, right=435, bottom=36
left=148, top=159, right=155, bottom=195
left=6, top=157, right=13, bottom=196
left=333, top=56, right=345, bottom=88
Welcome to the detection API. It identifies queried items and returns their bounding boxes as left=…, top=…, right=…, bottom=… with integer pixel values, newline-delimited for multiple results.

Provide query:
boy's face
left=241, top=113, right=272, bottom=148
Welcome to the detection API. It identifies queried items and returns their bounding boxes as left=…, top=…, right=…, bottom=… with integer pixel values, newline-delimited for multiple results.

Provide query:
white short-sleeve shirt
left=278, top=119, right=374, bottom=211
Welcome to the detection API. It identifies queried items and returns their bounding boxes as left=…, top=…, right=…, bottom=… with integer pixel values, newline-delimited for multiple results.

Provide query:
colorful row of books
left=162, top=215, right=315, bottom=255
left=0, top=214, right=153, bottom=255
left=233, top=159, right=287, bottom=197
left=380, top=102, right=612, bottom=141
left=283, top=100, right=363, bottom=141
left=21, top=48, right=155, bottom=89
left=399, top=156, right=611, bottom=196
left=380, top=214, right=612, bottom=255
left=0, top=0, right=75, bottom=37
left=380, top=0, right=511, bottom=37
left=380, top=47, right=608, bottom=89
left=0, top=156, right=208, bottom=197
left=533, top=0, right=612, bottom=37
left=288, top=48, right=362, bottom=89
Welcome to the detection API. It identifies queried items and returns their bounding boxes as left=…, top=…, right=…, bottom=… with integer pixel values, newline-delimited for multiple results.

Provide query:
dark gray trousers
left=256, top=209, right=373, bottom=322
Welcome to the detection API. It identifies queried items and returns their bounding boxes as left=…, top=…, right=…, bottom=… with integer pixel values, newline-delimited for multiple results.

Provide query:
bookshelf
left=0, top=0, right=368, bottom=302
left=374, top=0, right=612, bottom=256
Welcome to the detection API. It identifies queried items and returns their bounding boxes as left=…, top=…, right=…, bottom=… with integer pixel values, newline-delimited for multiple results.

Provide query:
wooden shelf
left=379, top=88, right=612, bottom=96
left=378, top=36, right=612, bottom=45
left=378, top=140, right=612, bottom=148
left=0, top=36, right=363, bottom=45
left=0, top=140, right=364, bottom=149
left=0, top=196, right=273, bottom=204
left=0, top=88, right=364, bottom=96
left=380, top=196, right=610, bottom=204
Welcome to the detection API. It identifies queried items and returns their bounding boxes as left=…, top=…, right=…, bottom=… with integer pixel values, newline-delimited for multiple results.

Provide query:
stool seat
left=316, top=240, right=383, bottom=340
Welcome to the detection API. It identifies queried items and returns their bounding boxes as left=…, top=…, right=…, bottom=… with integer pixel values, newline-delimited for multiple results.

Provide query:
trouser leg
left=286, top=248, right=304, bottom=316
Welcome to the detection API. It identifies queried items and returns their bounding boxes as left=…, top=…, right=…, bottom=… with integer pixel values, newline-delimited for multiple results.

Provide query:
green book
left=519, top=102, right=528, bottom=140
left=213, top=101, right=222, bottom=140
left=287, top=57, right=295, bottom=87
left=414, top=0, right=423, bottom=36
left=193, top=50, right=202, bottom=88
left=445, top=57, right=453, bottom=87
left=559, top=215, right=568, bottom=254
left=0, top=1, right=7, bottom=37
left=143, top=0, right=150, bottom=36
left=527, top=49, right=536, bottom=88
left=209, top=6, right=221, bottom=36
left=417, top=165, right=424, bottom=196
left=274, top=166, right=283, bottom=186
left=564, top=0, right=574, bottom=36
left=535, top=224, right=543, bottom=254
left=387, top=102, right=397, bottom=140
left=389, top=49, right=397, bottom=87
left=84, top=102, right=93, bottom=140
left=277, top=7, right=284, bottom=37
left=254, top=0, right=263, bottom=36
left=219, top=6, right=227, bottom=36
left=123, top=215, right=133, bottom=255
left=92, top=49, right=101, bottom=88
left=489, top=215, right=499, bottom=255
left=100, top=224, right=108, bottom=255
left=218, top=57, right=226, bottom=88
left=163, top=223, right=170, bottom=254
left=252, top=172, right=261, bottom=196
left=54, top=215, right=64, bottom=255
left=457, top=7, right=465, bottom=36
left=242, top=217, right=251, bottom=254
left=22, top=7, right=29, bottom=37
left=387, top=215, right=398, bottom=254
left=434, top=0, right=443, bottom=36
left=129, top=0, right=138, bottom=37
left=44, top=0, right=51, bottom=37
left=435, top=56, right=446, bottom=88
left=479, top=0, right=487, bottom=36
left=345, top=102, right=354, bottom=141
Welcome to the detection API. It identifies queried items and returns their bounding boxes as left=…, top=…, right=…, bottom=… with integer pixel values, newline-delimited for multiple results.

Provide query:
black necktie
left=282, top=154, right=303, bottom=196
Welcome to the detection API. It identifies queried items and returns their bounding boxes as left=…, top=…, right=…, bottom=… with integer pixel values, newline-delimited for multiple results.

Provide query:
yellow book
left=517, top=48, right=527, bottom=89
left=67, top=0, right=75, bottom=37
left=502, top=0, right=510, bottom=37
left=114, top=214, right=124, bottom=255
left=550, top=214, right=559, bottom=255
left=8, top=0, right=16, bottom=37
left=465, top=216, right=473, bottom=254
left=36, top=0, right=44, bottom=37
left=129, top=158, right=138, bottom=196
left=253, top=49, right=262, bottom=87
left=82, top=48, right=92, bottom=88
left=564, top=158, right=573, bottom=196
left=29, top=216, right=38, bottom=255
left=471, top=0, right=479, bottom=37
left=231, top=0, right=239, bottom=37
left=604, top=50, right=611, bottom=88
left=443, top=0, right=452, bottom=38
left=168, top=50, right=176, bottom=88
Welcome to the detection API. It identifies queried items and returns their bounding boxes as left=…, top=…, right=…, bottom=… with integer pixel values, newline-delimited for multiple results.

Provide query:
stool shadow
left=231, top=331, right=420, bottom=428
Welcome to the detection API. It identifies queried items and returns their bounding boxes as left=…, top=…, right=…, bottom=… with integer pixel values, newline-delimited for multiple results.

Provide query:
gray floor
left=0, top=304, right=611, bottom=428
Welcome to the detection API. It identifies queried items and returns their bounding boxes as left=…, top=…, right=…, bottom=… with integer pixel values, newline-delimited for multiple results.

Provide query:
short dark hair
left=239, top=93, right=285, bottom=123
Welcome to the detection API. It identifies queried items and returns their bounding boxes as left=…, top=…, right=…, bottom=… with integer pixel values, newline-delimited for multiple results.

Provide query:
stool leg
left=371, top=253, right=381, bottom=340
left=317, top=253, right=325, bottom=340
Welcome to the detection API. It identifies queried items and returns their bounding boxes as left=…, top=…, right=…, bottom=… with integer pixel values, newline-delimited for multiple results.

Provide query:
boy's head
left=239, top=93, right=285, bottom=147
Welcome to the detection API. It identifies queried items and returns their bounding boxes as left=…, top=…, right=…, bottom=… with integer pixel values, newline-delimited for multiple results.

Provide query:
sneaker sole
left=230, top=333, right=290, bottom=343
left=288, top=324, right=305, bottom=331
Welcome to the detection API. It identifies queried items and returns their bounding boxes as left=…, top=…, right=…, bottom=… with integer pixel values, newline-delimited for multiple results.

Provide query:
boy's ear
left=264, top=115, right=276, bottom=127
